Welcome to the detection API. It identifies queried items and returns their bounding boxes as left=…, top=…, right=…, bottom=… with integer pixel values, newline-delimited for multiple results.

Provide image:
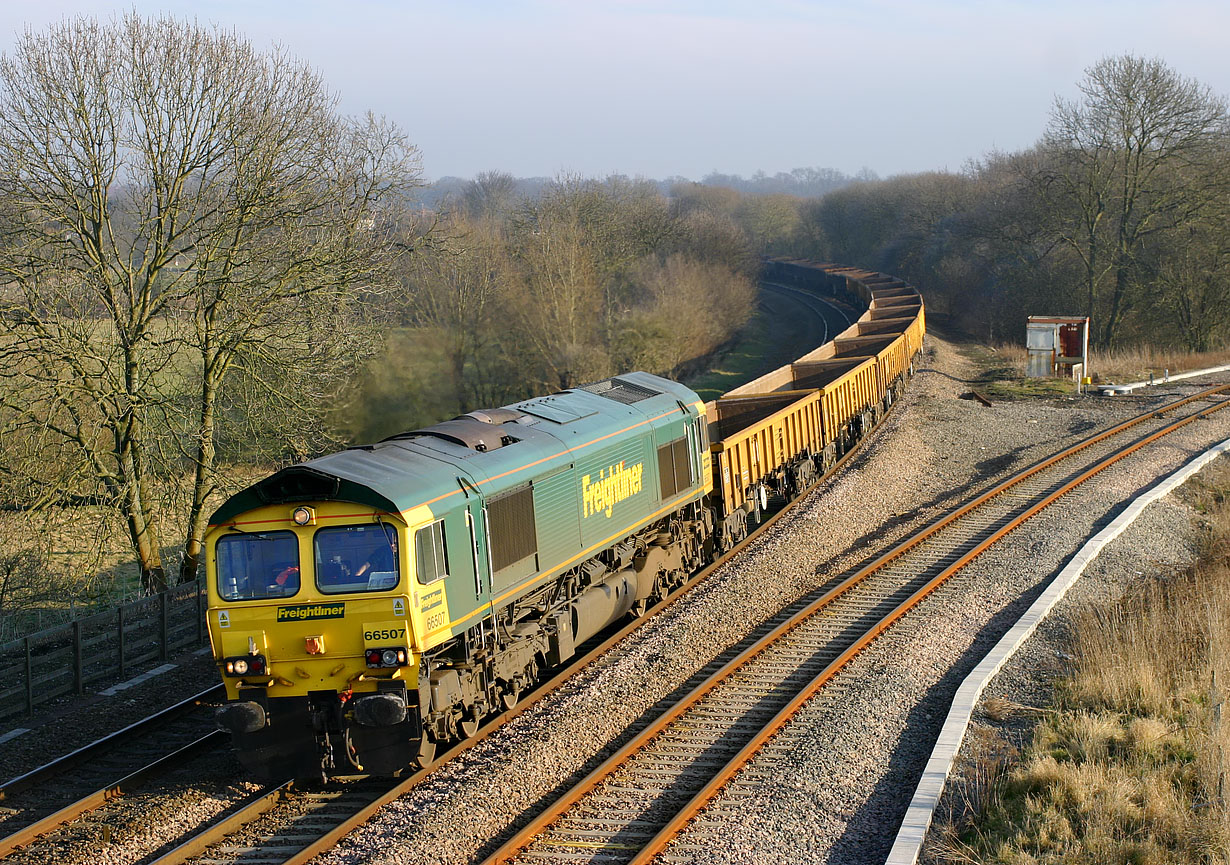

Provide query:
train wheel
left=500, top=685, right=520, bottom=711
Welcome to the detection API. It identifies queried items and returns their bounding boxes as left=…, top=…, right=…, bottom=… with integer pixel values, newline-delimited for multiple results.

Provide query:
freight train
left=207, top=260, right=924, bottom=781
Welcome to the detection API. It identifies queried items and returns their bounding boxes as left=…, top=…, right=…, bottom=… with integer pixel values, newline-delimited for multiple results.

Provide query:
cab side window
left=415, top=520, right=449, bottom=584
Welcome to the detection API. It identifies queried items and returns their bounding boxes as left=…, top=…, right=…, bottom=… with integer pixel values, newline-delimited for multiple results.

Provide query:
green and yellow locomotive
left=207, top=372, right=713, bottom=780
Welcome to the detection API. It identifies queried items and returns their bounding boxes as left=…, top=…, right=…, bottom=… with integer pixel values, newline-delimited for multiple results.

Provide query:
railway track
left=100, top=369, right=899, bottom=865
left=477, top=383, right=1230, bottom=864
left=761, top=278, right=854, bottom=346
left=141, top=385, right=1228, bottom=865
left=0, top=685, right=225, bottom=857
left=137, top=495, right=828, bottom=865
left=0, top=282, right=878, bottom=865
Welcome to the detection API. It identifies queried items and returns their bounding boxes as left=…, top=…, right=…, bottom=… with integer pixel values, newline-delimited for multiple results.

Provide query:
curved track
left=761, top=278, right=855, bottom=348
left=138, top=446, right=875, bottom=865
left=478, top=384, right=1230, bottom=864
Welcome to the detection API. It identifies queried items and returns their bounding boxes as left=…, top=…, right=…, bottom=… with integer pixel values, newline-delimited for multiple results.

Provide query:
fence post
left=24, top=636, right=33, bottom=715
left=73, top=619, right=83, bottom=695
left=196, top=578, right=204, bottom=646
left=118, top=603, right=127, bottom=679
left=159, top=590, right=169, bottom=662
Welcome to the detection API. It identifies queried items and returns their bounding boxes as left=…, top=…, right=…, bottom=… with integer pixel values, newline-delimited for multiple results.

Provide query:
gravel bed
left=308, top=335, right=1230, bottom=865
left=914, top=459, right=1221, bottom=863
left=0, top=648, right=220, bottom=783
left=3, top=751, right=260, bottom=865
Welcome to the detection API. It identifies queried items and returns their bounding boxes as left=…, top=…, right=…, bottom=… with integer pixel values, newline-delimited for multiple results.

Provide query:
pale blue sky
left=1, top=1, right=1226, bottom=182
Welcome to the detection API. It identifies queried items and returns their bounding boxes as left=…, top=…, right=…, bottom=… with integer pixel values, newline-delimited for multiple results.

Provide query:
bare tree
left=462, top=171, right=519, bottom=221
left=1154, top=223, right=1230, bottom=351
left=406, top=215, right=510, bottom=413
left=1028, top=55, right=1229, bottom=346
left=0, top=14, right=420, bottom=591
left=511, top=204, right=606, bottom=390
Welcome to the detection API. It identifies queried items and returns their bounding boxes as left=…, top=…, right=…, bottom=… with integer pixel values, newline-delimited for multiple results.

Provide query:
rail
left=0, top=685, right=225, bottom=856
left=478, top=384, right=1230, bottom=864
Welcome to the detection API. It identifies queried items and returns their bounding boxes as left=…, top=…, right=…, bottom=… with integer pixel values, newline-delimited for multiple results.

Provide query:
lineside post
left=24, top=636, right=32, bottom=715
left=159, top=590, right=168, bottom=663
left=73, top=619, right=82, bottom=695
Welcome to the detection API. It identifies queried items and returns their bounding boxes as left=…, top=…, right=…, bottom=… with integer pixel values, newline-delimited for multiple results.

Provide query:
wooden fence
left=0, top=581, right=208, bottom=721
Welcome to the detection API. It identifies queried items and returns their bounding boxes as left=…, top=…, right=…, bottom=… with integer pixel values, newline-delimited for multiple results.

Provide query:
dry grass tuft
left=984, top=696, right=1016, bottom=721
left=1092, top=346, right=1230, bottom=384
left=988, top=342, right=1230, bottom=387
left=931, top=464, right=1230, bottom=863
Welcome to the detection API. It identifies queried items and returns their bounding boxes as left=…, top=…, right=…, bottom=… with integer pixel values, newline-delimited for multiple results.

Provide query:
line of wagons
left=205, top=259, right=925, bottom=781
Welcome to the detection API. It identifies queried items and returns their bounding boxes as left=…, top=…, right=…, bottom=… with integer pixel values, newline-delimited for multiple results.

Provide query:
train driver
left=355, top=534, right=398, bottom=579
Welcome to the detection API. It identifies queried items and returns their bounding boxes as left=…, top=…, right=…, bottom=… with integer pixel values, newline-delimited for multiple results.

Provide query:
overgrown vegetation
left=803, top=56, right=1230, bottom=355
left=342, top=175, right=760, bottom=441
left=0, top=20, right=1227, bottom=616
left=934, top=460, right=1230, bottom=863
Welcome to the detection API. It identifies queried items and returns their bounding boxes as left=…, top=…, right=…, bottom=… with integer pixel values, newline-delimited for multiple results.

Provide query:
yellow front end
left=206, top=500, right=435, bottom=779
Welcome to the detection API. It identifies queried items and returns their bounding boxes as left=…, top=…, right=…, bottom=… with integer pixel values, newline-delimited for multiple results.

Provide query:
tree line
left=795, top=56, right=1230, bottom=351
left=0, top=14, right=761, bottom=606
left=344, top=173, right=761, bottom=443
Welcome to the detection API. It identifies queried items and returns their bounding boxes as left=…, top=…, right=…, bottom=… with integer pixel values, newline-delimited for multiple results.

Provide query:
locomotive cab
left=207, top=500, right=435, bottom=781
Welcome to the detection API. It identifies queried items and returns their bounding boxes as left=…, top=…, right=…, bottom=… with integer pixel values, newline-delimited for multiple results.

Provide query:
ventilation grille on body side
left=657, top=438, right=691, bottom=500
left=488, top=485, right=537, bottom=573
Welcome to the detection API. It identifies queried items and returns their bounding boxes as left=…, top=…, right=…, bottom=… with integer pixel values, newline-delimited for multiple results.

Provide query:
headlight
left=233, top=658, right=250, bottom=675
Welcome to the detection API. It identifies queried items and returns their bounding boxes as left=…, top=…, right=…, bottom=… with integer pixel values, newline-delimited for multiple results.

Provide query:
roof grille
left=381, top=418, right=518, bottom=452
left=578, top=377, right=659, bottom=405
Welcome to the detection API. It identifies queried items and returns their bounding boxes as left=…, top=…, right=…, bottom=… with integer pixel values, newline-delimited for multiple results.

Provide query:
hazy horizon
left=2, top=1, right=1227, bottom=183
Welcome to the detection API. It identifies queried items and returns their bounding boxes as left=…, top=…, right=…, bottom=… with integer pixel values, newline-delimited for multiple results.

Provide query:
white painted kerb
left=1100, top=363, right=1230, bottom=395
left=885, top=436, right=1230, bottom=865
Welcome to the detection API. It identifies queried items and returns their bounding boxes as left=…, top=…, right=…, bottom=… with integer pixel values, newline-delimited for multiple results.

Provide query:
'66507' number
left=364, top=628, right=404, bottom=641
left=424, top=611, right=447, bottom=632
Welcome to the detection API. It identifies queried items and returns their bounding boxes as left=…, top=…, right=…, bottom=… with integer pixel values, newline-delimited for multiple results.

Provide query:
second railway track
left=0, top=686, right=225, bottom=858
left=479, top=383, right=1230, bottom=865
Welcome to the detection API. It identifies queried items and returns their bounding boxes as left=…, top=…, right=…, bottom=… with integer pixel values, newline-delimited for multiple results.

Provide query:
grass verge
left=932, top=459, right=1230, bottom=864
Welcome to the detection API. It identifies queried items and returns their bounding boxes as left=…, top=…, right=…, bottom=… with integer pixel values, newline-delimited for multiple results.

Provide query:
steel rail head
left=0, top=683, right=225, bottom=800
left=147, top=782, right=292, bottom=865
